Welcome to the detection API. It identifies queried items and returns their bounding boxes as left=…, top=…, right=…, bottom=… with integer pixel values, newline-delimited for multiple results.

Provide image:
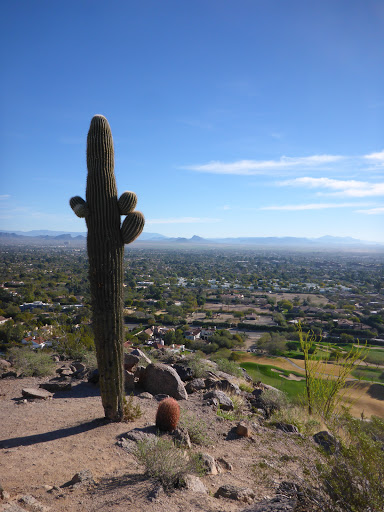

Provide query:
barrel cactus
left=156, top=397, right=181, bottom=432
left=70, top=115, right=144, bottom=421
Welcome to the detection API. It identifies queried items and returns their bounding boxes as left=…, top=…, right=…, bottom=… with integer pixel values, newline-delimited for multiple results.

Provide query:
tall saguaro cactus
left=70, top=115, right=144, bottom=421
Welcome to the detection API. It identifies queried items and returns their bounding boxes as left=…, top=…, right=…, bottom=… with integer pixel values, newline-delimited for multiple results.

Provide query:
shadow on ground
left=367, top=383, right=384, bottom=401
left=0, top=417, right=107, bottom=449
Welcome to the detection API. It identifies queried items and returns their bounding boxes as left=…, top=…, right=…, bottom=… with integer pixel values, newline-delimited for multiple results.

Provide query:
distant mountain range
left=0, top=230, right=382, bottom=248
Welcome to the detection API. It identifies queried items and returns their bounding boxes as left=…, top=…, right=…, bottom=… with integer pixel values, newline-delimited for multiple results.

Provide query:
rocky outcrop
left=141, top=363, right=188, bottom=400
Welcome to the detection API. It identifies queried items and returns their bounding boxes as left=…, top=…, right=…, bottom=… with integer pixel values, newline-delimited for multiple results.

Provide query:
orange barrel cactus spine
left=70, top=115, right=144, bottom=421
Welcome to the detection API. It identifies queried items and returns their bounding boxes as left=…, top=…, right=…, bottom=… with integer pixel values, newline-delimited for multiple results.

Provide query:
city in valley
left=1, top=239, right=383, bottom=418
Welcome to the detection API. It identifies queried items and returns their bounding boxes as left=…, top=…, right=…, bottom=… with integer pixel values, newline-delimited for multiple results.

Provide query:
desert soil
left=1, top=373, right=322, bottom=512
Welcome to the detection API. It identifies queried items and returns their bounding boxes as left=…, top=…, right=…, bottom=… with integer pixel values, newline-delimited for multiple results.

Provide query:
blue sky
left=1, top=0, right=384, bottom=241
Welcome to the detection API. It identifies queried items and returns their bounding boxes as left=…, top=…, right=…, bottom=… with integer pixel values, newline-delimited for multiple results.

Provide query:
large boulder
left=142, top=363, right=188, bottom=400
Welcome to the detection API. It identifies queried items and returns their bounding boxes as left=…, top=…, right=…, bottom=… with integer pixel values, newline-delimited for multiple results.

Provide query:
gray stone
left=124, top=370, right=135, bottom=391
left=203, top=390, right=233, bottom=410
left=200, top=453, right=221, bottom=475
left=22, top=388, right=53, bottom=400
left=1, top=370, right=18, bottom=379
left=142, top=363, right=188, bottom=400
left=39, top=380, right=72, bottom=392
left=61, top=469, right=94, bottom=488
left=274, top=423, right=299, bottom=434
left=185, top=378, right=206, bottom=393
left=241, top=496, right=297, bottom=511
left=18, top=495, right=51, bottom=511
left=124, top=353, right=140, bottom=370
left=184, top=474, right=207, bottom=493
left=313, top=431, right=339, bottom=454
left=215, top=484, right=255, bottom=504
left=172, top=427, right=192, bottom=449
left=136, top=391, right=153, bottom=399
left=123, top=426, right=158, bottom=443
left=0, top=359, right=11, bottom=370
left=88, top=368, right=99, bottom=384
left=131, top=348, right=152, bottom=365
left=217, top=457, right=233, bottom=471
left=173, top=364, right=194, bottom=381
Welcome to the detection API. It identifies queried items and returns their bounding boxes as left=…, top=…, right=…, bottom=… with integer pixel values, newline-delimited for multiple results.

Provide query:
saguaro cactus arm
left=69, top=114, right=144, bottom=422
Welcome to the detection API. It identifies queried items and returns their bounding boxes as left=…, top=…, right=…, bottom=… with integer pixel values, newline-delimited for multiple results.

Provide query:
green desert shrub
left=319, top=414, right=384, bottom=512
left=123, top=393, right=142, bottom=422
left=179, top=411, right=210, bottom=445
left=7, top=346, right=55, bottom=377
left=135, top=437, right=203, bottom=489
left=213, top=357, right=243, bottom=377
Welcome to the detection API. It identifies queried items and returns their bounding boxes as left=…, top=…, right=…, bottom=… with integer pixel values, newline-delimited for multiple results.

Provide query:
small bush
left=179, top=411, right=210, bottom=445
left=319, top=414, right=384, bottom=512
left=213, top=358, right=243, bottom=378
left=7, top=346, right=55, bottom=377
left=135, top=437, right=203, bottom=489
left=186, top=353, right=210, bottom=378
left=239, top=381, right=254, bottom=393
left=271, top=405, right=321, bottom=435
left=123, top=394, right=142, bottom=422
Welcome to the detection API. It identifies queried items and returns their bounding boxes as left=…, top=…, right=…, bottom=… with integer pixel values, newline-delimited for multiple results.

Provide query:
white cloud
left=279, top=177, right=384, bottom=197
left=364, top=150, right=384, bottom=161
left=182, top=155, right=343, bottom=175
left=0, top=195, right=10, bottom=200
left=356, top=207, right=384, bottom=215
left=261, top=202, right=366, bottom=211
left=146, top=217, right=222, bottom=225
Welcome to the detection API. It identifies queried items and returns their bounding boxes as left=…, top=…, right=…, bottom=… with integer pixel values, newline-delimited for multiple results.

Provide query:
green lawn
left=241, top=361, right=305, bottom=399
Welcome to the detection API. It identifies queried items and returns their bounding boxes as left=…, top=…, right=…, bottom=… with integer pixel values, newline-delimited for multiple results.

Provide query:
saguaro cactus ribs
left=70, top=115, right=144, bottom=421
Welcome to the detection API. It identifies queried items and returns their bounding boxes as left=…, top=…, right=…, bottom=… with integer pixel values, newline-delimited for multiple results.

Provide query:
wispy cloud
left=182, top=155, right=343, bottom=176
left=356, top=207, right=384, bottom=215
left=260, top=202, right=367, bottom=211
left=146, top=217, right=222, bottom=225
left=279, top=177, right=384, bottom=197
left=0, top=195, right=10, bottom=200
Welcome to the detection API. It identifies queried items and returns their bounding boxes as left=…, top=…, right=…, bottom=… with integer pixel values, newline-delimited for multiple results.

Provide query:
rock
left=148, top=483, right=164, bottom=502
left=51, top=355, right=60, bottom=362
left=88, top=368, right=99, bottom=384
left=237, top=422, right=253, bottom=437
left=173, top=364, right=194, bottom=381
left=142, top=363, right=188, bottom=400
left=61, top=469, right=94, bottom=488
left=184, top=474, right=207, bottom=493
left=241, top=368, right=253, bottom=382
left=154, top=394, right=170, bottom=401
left=172, top=427, right=192, bottom=449
left=134, top=365, right=147, bottom=386
left=39, top=380, right=72, bottom=392
left=18, top=495, right=51, bottom=511
left=273, top=423, right=299, bottom=434
left=241, top=496, right=297, bottom=511
left=131, top=348, right=152, bottom=365
left=71, top=362, right=87, bottom=377
left=60, top=369, right=74, bottom=377
left=313, top=431, right=339, bottom=454
left=206, top=378, right=240, bottom=395
left=136, top=392, right=153, bottom=399
left=215, top=484, right=255, bottom=504
left=217, top=457, right=233, bottom=471
left=203, top=390, right=233, bottom=410
left=0, top=482, right=10, bottom=500
left=22, top=388, right=53, bottom=400
left=124, top=353, right=140, bottom=371
left=200, top=453, right=221, bottom=475
left=2, top=503, right=28, bottom=511
left=124, top=370, right=135, bottom=391
left=0, top=359, right=11, bottom=370
left=185, top=378, right=206, bottom=394
left=1, top=371, right=18, bottom=379
left=123, top=426, right=158, bottom=443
